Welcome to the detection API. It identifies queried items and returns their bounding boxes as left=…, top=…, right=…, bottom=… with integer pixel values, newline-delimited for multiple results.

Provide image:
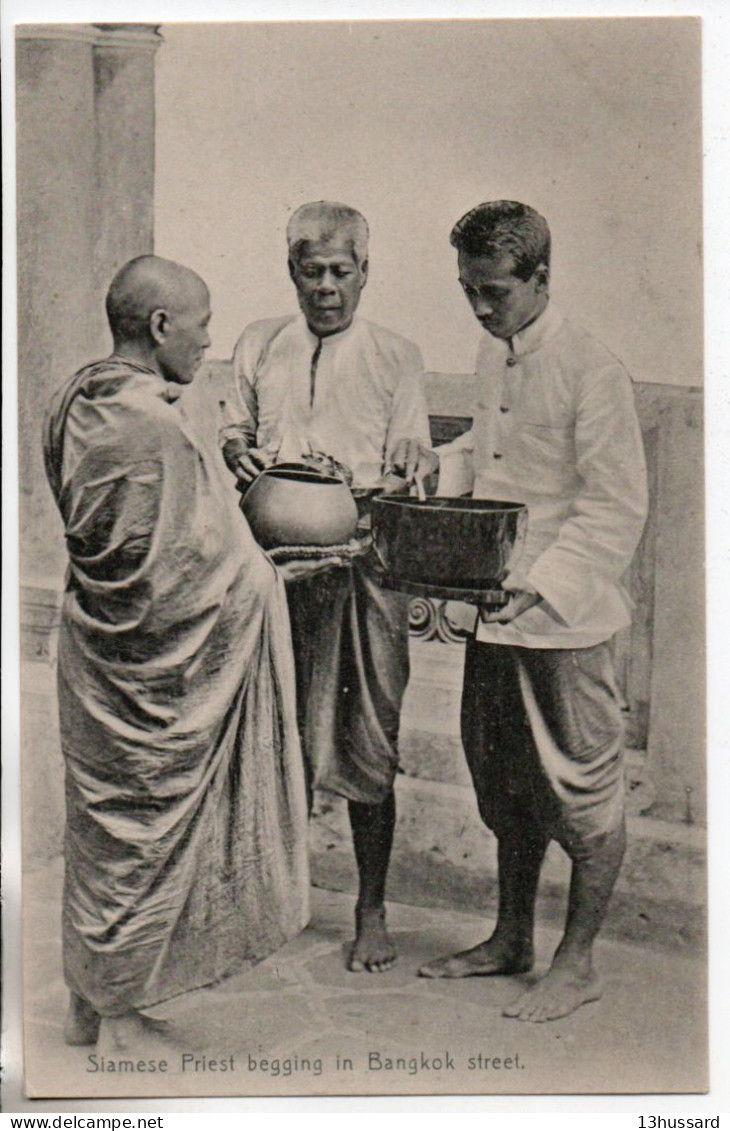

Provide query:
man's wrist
left=501, top=570, right=538, bottom=597
left=222, top=436, right=250, bottom=470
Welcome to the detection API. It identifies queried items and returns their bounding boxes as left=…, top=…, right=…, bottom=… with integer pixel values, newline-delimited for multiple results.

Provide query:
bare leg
left=347, top=792, right=397, bottom=972
left=64, top=992, right=101, bottom=1046
left=419, top=830, right=548, bottom=978
left=503, top=822, right=626, bottom=1022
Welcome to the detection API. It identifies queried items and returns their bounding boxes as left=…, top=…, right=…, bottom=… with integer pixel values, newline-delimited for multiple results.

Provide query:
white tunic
left=220, top=314, right=431, bottom=488
left=438, top=304, right=649, bottom=648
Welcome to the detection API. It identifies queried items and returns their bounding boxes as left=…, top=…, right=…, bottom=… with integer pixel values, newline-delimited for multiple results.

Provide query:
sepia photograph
left=5, top=7, right=717, bottom=1107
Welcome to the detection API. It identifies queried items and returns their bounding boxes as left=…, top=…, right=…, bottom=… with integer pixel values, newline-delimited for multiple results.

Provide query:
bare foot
left=348, top=905, right=397, bottom=972
left=502, top=963, right=602, bottom=1022
left=64, top=993, right=101, bottom=1046
left=419, top=937, right=534, bottom=979
left=99, top=1011, right=172, bottom=1052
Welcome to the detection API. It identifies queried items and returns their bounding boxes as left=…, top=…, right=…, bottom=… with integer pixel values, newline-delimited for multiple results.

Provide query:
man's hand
left=478, top=588, right=541, bottom=624
left=233, top=447, right=272, bottom=487
left=389, top=439, right=440, bottom=486
left=276, top=556, right=346, bottom=583
left=374, top=470, right=409, bottom=496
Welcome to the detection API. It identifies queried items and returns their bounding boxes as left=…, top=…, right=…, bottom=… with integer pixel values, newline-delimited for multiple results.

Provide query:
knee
left=561, top=820, right=626, bottom=866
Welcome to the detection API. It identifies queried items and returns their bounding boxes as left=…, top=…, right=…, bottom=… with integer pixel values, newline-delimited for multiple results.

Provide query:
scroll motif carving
left=407, top=596, right=438, bottom=640
left=408, top=597, right=469, bottom=643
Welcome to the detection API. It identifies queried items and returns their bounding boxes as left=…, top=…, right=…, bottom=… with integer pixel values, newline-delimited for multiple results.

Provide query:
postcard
left=8, top=12, right=711, bottom=1105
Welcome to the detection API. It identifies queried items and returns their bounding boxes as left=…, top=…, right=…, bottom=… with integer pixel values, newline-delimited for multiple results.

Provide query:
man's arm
left=219, top=329, right=271, bottom=484
left=522, top=363, right=649, bottom=627
left=384, top=342, right=437, bottom=486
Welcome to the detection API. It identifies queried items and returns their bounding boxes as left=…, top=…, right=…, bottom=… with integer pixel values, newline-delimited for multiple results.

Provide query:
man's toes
left=525, top=1000, right=556, bottom=1023
left=504, top=1002, right=535, bottom=1022
left=361, top=954, right=395, bottom=972
left=504, top=980, right=600, bottom=1022
left=419, top=957, right=454, bottom=978
left=503, top=995, right=541, bottom=1021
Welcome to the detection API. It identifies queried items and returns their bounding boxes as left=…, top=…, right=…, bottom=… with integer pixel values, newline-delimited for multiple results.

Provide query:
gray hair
left=286, top=201, right=369, bottom=267
left=450, top=201, right=551, bottom=280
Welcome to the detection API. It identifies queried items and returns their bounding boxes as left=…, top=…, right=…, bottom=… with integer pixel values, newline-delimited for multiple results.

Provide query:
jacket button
left=499, top=405, right=509, bottom=413
left=493, top=452, right=503, bottom=459
left=506, top=356, right=517, bottom=367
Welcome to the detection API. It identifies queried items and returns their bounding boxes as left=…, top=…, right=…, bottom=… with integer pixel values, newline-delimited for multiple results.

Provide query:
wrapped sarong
left=287, top=560, right=410, bottom=805
left=43, top=358, right=309, bottom=1016
left=461, top=639, right=625, bottom=849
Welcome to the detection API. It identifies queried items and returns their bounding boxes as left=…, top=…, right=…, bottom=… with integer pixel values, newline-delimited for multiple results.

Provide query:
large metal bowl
left=371, top=495, right=527, bottom=590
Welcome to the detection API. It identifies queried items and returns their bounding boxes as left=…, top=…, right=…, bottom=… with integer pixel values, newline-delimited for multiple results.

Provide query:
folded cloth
left=44, top=357, right=310, bottom=1016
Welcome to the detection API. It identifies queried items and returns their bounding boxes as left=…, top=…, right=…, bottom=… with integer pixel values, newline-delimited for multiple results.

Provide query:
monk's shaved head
left=105, top=255, right=212, bottom=384
left=106, top=256, right=208, bottom=344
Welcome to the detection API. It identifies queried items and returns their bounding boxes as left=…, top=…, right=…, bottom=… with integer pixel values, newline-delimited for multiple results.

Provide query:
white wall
left=154, top=18, right=701, bottom=385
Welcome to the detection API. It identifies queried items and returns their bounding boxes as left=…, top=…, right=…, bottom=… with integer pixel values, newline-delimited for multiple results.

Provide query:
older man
left=418, top=202, right=648, bottom=1022
left=219, top=202, right=432, bottom=972
left=44, top=255, right=335, bottom=1049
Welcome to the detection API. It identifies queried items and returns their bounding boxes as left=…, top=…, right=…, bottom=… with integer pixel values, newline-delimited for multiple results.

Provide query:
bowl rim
left=256, top=466, right=345, bottom=486
left=371, top=495, right=527, bottom=513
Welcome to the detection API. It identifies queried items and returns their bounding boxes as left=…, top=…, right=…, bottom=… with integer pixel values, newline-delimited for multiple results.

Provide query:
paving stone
left=150, top=988, right=318, bottom=1058
left=22, top=860, right=707, bottom=1099
left=302, top=928, right=443, bottom=992
left=200, top=958, right=306, bottom=996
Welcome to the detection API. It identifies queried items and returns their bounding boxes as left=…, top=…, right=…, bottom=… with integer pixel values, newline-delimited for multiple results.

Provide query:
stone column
left=16, top=26, right=100, bottom=589
left=645, top=393, right=705, bottom=823
left=92, top=25, right=160, bottom=295
left=16, top=23, right=161, bottom=593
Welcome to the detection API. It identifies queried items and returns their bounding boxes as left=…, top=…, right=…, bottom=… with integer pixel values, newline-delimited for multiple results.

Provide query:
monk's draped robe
left=43, top=357, right=309, bottom=1017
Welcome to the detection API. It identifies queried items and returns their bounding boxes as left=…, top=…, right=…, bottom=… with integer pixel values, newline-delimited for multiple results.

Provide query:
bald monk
left=44, top=256, right=340, bottom=1049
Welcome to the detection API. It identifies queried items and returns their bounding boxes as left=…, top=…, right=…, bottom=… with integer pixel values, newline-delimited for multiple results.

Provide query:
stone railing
left=179, top=361, right=708, bottom=824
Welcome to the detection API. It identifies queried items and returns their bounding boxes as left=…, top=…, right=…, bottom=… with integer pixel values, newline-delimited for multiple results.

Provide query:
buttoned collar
left=509, top=301, right=564, bottom=357
left=299, top=313, right=360, bottom=349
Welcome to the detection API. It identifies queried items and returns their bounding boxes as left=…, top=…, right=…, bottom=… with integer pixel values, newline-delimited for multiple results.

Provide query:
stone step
left=311, top=638, right=704, bottom=956
left=310, top=774, right=706, bottom=958
left=399, top=639, right=664, bottom=816
left=22, top=641, right=705, bottom=959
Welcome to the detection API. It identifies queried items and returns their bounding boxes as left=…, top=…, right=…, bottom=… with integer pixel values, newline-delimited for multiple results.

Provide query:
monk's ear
left=149, top=309, right=168, bottom=345
left=359, top=257, right=369, bottom=289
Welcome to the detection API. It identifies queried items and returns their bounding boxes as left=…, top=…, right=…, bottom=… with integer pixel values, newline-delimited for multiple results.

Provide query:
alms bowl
left=241, top=466, right=359, bottom=550
left=371, top=495, right=527, bottom=590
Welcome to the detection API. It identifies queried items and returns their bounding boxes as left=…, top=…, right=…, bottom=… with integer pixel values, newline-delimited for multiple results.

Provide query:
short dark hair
left=450, top=201, right=551, bottom=280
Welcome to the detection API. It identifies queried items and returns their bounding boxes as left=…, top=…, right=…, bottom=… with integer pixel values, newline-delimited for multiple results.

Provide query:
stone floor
left=22, top=856, right=707, bottom=1103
